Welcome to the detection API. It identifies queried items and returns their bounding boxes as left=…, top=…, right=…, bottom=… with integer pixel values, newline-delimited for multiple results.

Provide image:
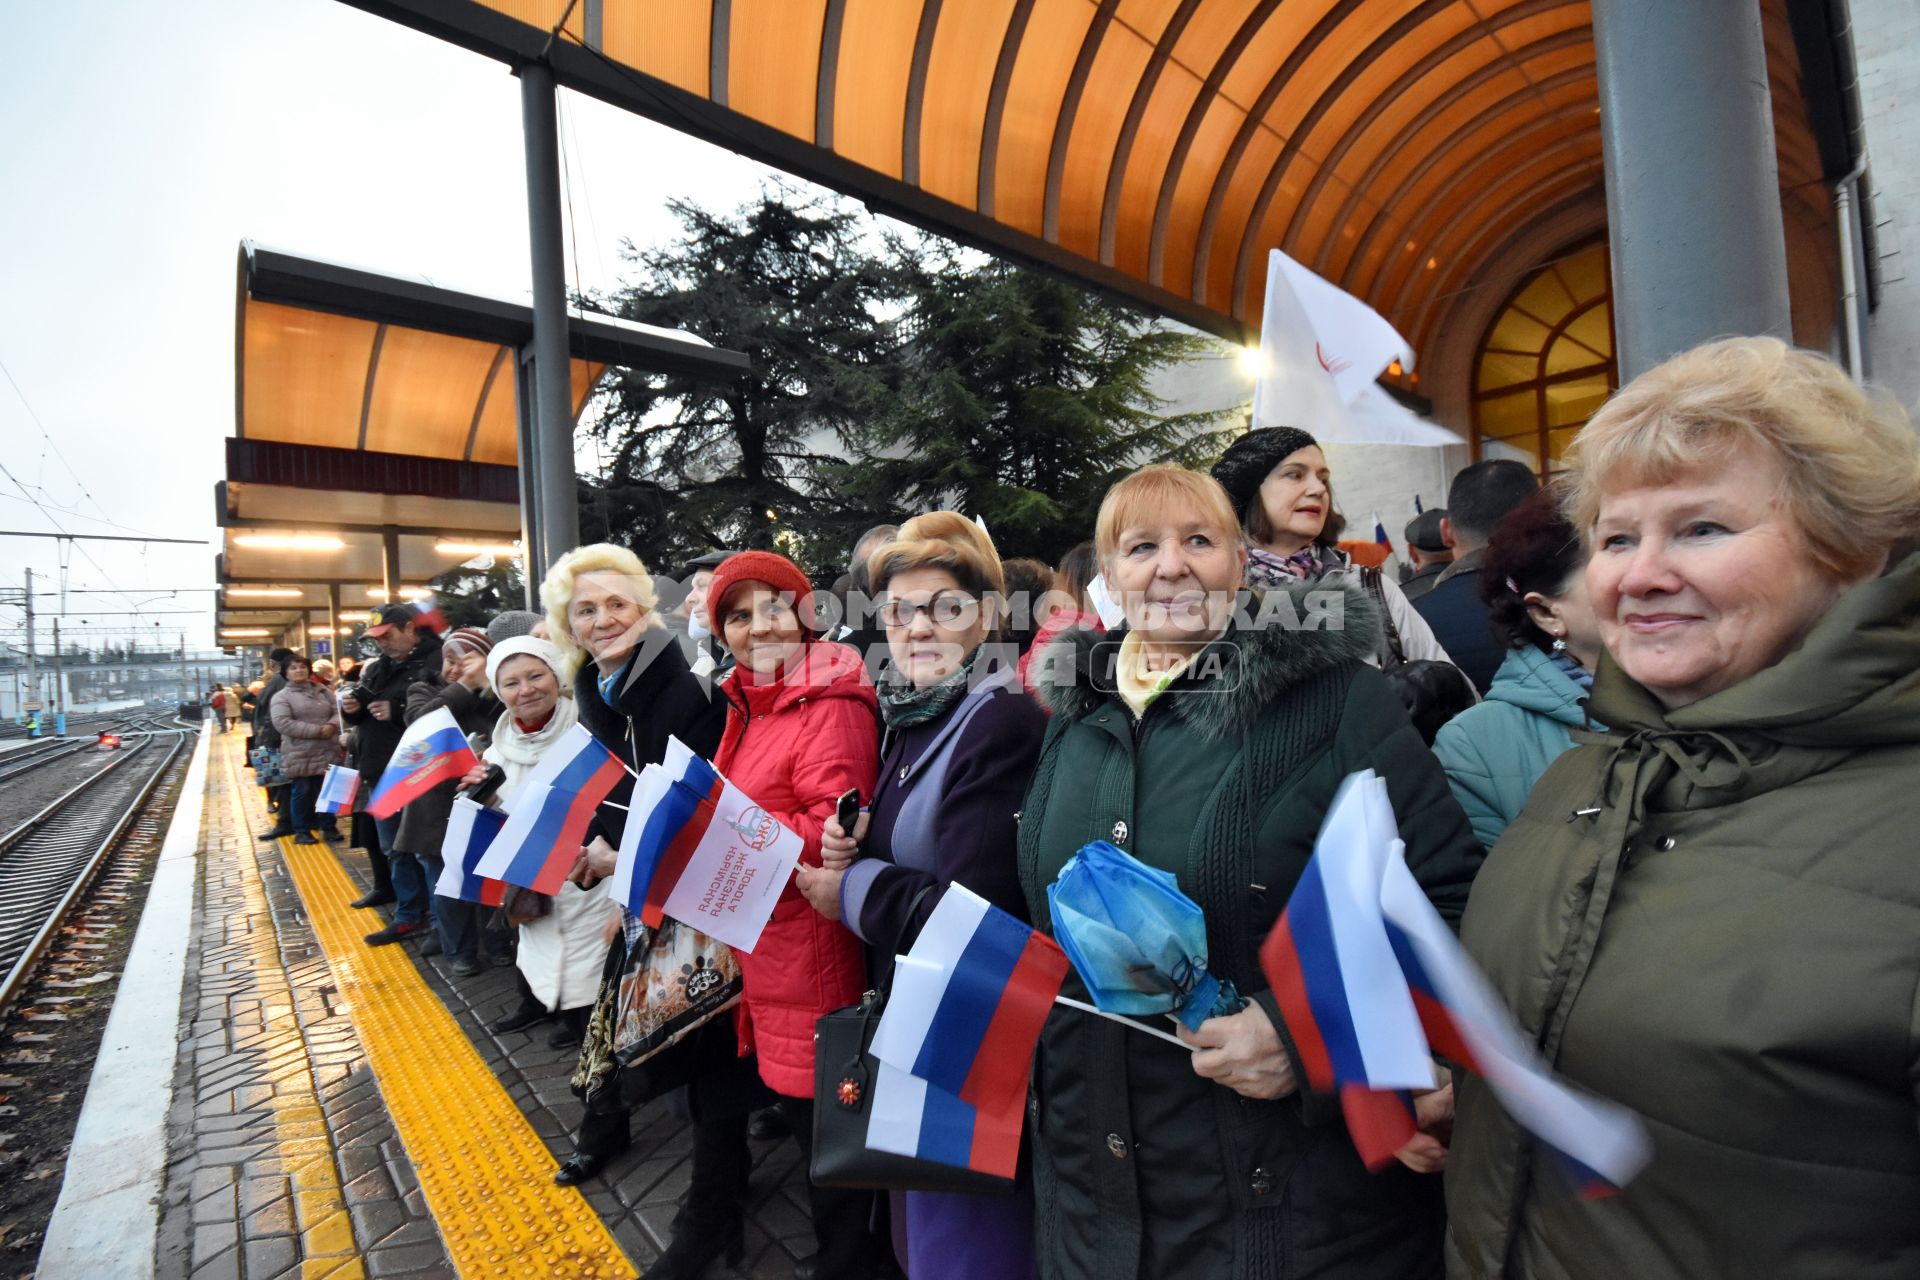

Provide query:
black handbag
left=810, top=885, right=1015, bottom=1195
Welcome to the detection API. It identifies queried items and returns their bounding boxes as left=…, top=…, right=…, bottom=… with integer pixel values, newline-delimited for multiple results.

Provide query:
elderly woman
left=1212, top=427, right=1451, bottom=669
left=462, top=636, right=611, bottom=1044
left=1446, top=338, right=1920, bottom=1279
left=797, top=512, right=1047, bottom=1279
left=540, top=545, right=756, bottom=1280
left=1431, top=490, right=1605, bottom=846
left=704, top=549, right=885, bottom=1279
left=267, top=655, right=343, bottom=846
left=1019, top=465, right=1482, bottom=1279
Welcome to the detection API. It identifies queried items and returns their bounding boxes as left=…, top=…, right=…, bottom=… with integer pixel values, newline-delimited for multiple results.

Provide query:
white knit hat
left=485, top=635, right=567, bottom=690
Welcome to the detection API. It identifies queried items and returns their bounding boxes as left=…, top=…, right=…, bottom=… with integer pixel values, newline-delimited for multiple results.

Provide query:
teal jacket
left=1431, top=645, right=1594, bottom=847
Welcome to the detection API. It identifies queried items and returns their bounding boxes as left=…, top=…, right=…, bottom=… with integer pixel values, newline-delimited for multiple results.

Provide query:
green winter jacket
left=1018, top=583, right=1484, bottom=1280
left=1446, top=550, right=1920, bottom=1280
left=1431, top=645, right=1594, bottom=847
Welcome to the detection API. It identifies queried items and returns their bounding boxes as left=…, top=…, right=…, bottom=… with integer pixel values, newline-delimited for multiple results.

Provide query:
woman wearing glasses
left=799, top=512, right=1048, bottom=1279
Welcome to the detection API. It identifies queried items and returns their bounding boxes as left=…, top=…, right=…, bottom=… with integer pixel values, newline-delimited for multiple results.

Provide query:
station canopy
left=216, top=242, right=748, bottom=642
left=342, top=0, right=1830, bottom=360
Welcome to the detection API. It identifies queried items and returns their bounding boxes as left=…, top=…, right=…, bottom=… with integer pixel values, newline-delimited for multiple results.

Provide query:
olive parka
left=1446, top=549, right=1920, bottom=1280
left=1017, top=582, right=1485, bottom=1280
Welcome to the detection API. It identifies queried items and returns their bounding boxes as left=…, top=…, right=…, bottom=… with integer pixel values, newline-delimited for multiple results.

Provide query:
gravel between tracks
left=0, top=748, right=127, bottom=838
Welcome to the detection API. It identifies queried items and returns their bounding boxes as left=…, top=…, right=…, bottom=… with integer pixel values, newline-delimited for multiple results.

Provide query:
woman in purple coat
left=797, top=511, right=1047, bottom=1280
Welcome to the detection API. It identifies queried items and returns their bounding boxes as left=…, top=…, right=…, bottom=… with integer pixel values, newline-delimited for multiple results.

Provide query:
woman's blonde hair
left=1566, top=337, right=1920, bottom=578
left=867, top=511, right=1008, bottom=602
left=1094, top=465, right=1242, bottom=565
left=539, top=543, right=658, bottom=670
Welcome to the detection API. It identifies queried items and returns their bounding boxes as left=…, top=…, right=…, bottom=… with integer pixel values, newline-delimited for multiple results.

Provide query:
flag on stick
left=366, top=707, right=478, bottom=818
left=473, top=724, right=626, bottom=894
left=315, top=763, right=360, bottom=815
left=435, top=795, right=508, bottom=907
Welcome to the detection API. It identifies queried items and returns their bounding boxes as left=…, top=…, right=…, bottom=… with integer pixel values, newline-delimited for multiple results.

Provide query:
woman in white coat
left=469, top=636, right=619, bottom=1047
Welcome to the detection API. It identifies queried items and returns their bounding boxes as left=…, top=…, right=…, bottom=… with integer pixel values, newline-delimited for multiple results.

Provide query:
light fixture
left=338, top=611, right=371, bottom=622
left=366, top=586, right=432, bottom=601
left=226, top=587, right=303, bottom=598
left=220, top=628, right=273, bottom=638
left=234, top=534, right=345, bottom=551
left=434, top=541, right=521, bottom=557
left=1236, top=345, right=1265, bottom=379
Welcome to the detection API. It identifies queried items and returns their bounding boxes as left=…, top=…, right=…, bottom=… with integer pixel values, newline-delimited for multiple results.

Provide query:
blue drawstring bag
left=1047, top=840, right=1241, bottom=1031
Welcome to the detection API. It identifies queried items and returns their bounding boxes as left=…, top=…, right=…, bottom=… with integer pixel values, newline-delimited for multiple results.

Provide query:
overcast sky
left=0, top=0, right=787, bottom=655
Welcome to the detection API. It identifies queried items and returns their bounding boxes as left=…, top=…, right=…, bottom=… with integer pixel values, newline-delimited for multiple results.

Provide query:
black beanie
left=1210, top=427, right=1321, bottom=518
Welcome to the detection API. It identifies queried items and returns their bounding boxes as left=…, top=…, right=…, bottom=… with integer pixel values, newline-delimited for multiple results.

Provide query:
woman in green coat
left=1019, top=465, right=1483, bottom=1280
left=1447, top=337, right=1920, bottom=1279
left=1431, top=491, right=1604, bottom=846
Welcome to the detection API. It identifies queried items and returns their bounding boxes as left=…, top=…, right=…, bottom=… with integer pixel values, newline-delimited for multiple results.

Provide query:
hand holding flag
left=1261, top=771, right=1650, bottom=1189
left=367, top=707, right=478, bottom=818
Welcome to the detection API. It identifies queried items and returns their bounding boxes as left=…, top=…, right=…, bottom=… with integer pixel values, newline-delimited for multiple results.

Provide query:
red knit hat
left=706, top=550, right=817, bottom=635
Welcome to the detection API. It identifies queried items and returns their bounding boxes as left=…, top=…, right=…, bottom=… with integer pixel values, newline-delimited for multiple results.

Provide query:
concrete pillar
left=516, top=61, right=580, bottom=591
left=1593, top=0, right=1793, bottom=379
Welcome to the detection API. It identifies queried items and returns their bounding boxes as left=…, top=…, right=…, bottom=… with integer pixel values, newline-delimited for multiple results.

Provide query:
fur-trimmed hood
left=1031, top=580, right=1380, bottom=741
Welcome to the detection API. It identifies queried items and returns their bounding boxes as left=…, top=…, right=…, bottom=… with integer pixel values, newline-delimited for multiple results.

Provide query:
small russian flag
left=473, top=725, right=628, bottom=894
left=367, top=707, right=479, bottom=819
left=1263, top=771, right=1651, bottom=1190
left=619, top=741, right=725, bottom=929
left=315, top=764, right=360, bottom=815
left=1371, top=510, right=1393, bottom=552
left=413, top=597, right=448, bottom=635
left=435, top=795, right=508, bottom=907
left=865, top=957, right=1028, bottom=1178
left=865, top=885, right=1069, bottom=1177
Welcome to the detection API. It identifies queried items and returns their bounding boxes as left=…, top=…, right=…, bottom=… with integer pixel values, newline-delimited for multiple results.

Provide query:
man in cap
left=1399, top=508, right=1454, bottom=603
left=342, top=603, right=445, bottom=942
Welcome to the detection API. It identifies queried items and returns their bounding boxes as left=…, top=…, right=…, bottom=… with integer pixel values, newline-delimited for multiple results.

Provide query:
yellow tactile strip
left=217, top=739, right=368, bottom=1280
left=235, top=743, right=634, bottom=1279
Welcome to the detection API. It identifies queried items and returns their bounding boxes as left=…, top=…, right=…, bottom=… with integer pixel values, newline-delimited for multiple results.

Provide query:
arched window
left=1472, top=240, right=1616, bottom=478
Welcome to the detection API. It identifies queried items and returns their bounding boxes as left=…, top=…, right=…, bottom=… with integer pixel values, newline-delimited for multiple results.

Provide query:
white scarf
left=483, top=694, right=582, bottom=800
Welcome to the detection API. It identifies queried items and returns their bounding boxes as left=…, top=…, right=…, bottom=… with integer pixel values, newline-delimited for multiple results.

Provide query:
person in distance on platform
left=346, top=605, right=445, bottom=946
left=1211, top=428, right=1454, bottom=672
left=543, top=544, right=765, bottom=1280
left=1410, top=458, right=1543, bottom=693
left=798, top=513, right=1047, bottom=1280
left=705, top=550, right=887, bottom=1280
left=1017, top=464, right=1481, bottom=1280
left=459, top=635, right=610, bottom=1043
left=252, top=647, right=297, bottom=831
left=1447, top=337, right=1920, bottom=1280
left=267, top=654, right=343, bottom=846
left=399, top=627, right=500, bottom=975
left=1430, top=490, right=1604, bottom=847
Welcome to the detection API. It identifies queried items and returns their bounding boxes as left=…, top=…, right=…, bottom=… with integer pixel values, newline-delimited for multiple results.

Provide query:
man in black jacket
left=253, top=648, right=297, bottom=837
left=1412, top=459, right=1539, bottom=692
left=341, top=604, right=445, bottom=945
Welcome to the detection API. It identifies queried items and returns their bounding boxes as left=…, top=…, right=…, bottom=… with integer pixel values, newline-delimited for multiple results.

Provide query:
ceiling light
left=1236, top=345, right=1265, bottom=379
left=234, top=534, right=345, bottom=551
left=225, top=587, right=303, bottom=598
left=337, top=611, right=371, bottom=622
left=219, top=628, right=273, bottom=638
left=366, top=586, right=432, bottom=600
left=434, top=541, right=521, bottom=557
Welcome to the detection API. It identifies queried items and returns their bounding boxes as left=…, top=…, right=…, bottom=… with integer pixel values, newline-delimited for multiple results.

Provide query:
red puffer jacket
left=714, top=640, right=879, bottom=1097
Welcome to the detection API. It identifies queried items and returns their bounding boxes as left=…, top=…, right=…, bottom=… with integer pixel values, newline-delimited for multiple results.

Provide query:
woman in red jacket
left=706, top=550, right=884, bottom=1280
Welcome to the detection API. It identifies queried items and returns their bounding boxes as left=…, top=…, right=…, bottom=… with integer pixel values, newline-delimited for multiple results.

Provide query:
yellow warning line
left=222, top=737, right=632, bottom=1279
left=218, top=741, right=367, bottom=1280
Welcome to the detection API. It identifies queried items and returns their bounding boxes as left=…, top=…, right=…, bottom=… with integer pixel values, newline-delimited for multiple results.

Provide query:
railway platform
left=21, top=731, right=817, bottom=1280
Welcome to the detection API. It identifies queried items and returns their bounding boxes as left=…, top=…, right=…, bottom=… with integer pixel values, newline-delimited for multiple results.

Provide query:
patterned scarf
left=1246, top=544, right=1325, bottom=589
left=877, top=646, right=981, bottom=729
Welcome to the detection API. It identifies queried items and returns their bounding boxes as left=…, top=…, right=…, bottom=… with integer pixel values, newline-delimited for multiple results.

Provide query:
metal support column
left=327, top=583, right=342, bottom=659
left=382, top=526, right=402, bottom=600
left=516, top=61, right=580, bottom=589
left=1593, top=0, right=1793, bottom=380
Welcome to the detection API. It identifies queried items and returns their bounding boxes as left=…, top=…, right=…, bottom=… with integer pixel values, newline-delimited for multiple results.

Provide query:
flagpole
left=1053, top=995, right=1194, bottom=1050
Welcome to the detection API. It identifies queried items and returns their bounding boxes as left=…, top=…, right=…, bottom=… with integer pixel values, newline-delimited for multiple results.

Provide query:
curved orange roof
left=346, top=0, right=1829, bottom=359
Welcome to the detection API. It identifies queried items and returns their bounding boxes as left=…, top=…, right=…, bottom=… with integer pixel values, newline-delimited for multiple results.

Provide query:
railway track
left=0, top=725, right=194, bottom=1014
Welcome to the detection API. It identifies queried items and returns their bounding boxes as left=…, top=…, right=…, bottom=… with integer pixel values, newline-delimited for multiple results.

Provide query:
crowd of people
left=237, top=335, right=1920, bottom=1280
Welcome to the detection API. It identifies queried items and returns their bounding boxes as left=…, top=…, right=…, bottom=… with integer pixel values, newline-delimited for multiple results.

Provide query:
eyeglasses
left=879, top=593, right=980, bottom=628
